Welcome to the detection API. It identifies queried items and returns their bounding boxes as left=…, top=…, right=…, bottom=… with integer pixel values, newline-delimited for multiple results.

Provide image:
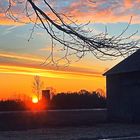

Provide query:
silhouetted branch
left=6, top=0, right=140, bottom=64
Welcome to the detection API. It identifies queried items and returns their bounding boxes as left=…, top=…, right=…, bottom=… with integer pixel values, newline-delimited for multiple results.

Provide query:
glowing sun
left=32, top=96, right=39, bottom=104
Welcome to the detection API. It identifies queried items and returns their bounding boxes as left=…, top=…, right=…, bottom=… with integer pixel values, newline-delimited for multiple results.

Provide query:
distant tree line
left=0, top=90, right=106, bottom=111
left=49, top=90, right=106, bottom=109
left=0, top=100, right=26, bottom=111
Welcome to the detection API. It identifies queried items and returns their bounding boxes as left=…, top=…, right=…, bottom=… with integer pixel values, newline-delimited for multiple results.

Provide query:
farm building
left=104, top=50, right=140, bottom=122
left=42, top=90, right=51, bottom=102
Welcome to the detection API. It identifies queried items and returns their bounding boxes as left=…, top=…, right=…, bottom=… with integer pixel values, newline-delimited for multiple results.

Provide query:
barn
left=103, top=50, right=140, bottom=122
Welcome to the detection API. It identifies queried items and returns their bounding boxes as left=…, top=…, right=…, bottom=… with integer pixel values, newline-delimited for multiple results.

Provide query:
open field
left=0, top=109, right=107, bottom=130
left=1, top=109, right=140, bottom=139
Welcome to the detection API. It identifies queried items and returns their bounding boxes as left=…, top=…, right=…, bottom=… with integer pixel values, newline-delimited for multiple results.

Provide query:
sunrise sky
left=0, top=0, right=140, bottom=99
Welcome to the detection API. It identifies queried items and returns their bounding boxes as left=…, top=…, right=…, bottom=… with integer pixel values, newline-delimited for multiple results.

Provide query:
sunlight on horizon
left=0, top=0, right=139, bottom=99
left=32, top=96, right=39, bottom=104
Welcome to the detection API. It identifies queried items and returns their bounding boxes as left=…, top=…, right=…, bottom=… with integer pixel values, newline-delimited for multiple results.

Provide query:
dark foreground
left=0, top=109, right=107, bottom=131
left=1, top=124, right=140, bottom=140
left=1, top=109, right=140, bottom=139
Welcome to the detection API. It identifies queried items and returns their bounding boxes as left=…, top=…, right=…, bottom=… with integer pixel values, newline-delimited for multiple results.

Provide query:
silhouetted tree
left=32, top=76, right=44, bottom=100
left=50, top=90, right=106, bottom=109
left=0, top=100, right=26, bottom=111
left=0, top=90, right=106, bottom=111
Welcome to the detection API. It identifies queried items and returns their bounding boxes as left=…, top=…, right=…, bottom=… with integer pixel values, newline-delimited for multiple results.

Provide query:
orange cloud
left=0, top=13, right=18, bottom=25
left=0, top=52, right=43, bottom=63
left=124, top=0, right=133, bottom=8
left=0, top=13, right=30, bottom=26
left=62, top=0, right=140, bottom=23
left=0, top=64, right=105, bottom=99
left=1, top=0, right=140, bottom=25
left=0, top=64, right=102, bottom=80
left=0, top=51, right=105, bottom=76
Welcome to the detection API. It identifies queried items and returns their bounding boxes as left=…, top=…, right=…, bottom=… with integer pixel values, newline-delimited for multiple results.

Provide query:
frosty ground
left=0, top=109, right=140, bottom=140
left=1, top=123, right=140, bottom=140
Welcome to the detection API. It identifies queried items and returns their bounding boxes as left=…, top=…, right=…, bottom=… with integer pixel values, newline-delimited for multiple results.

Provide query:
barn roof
left=103, top=49, right=140, bottom=76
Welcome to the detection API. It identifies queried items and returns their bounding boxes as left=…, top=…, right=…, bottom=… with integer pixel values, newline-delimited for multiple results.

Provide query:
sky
left=0, top=0, right=140, bottom=99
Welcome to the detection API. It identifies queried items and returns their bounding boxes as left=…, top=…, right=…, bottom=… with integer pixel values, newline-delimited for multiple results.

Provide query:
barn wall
left=107, top=71, right=140, bottom=122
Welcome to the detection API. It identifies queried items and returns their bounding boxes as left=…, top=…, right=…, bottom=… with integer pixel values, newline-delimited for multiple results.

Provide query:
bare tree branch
left=5, top=0, right=140, bottom=64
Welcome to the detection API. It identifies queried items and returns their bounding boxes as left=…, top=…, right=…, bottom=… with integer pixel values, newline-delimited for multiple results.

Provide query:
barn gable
left=103, top=49, right=140, bottom=76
